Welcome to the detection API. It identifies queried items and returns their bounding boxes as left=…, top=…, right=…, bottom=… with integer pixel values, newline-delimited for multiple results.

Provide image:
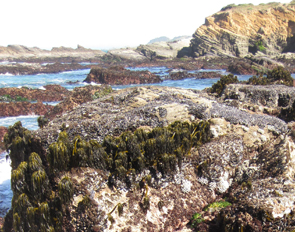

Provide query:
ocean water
left=0, top=66, right=294, bottom=217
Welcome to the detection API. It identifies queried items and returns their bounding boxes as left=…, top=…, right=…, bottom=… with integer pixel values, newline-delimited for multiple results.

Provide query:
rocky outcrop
left=0, top=85, right=70, bottom=102
left=0, top=62, right=91, bottom=75
left=0, top=45, right=105, bottom=61
left=84, top=66, right=162, bottom=85
left=106, top=36, right=192, bottom=61
left=220, top=83, right=295, bottom=123
left=190, top=2, right=295, bottom=58
left=136, top=37, right=192, bottom=60
left=195, top=71, right=223, bottom=79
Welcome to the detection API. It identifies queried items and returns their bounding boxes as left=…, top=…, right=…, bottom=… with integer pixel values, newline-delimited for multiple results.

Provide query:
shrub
left=221, top=4, right=236, bottom=11
left=255, top=40, right=266, bottom=53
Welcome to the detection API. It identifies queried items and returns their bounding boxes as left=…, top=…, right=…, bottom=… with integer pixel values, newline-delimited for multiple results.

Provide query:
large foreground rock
left=4, top=86, right=295, bottom=231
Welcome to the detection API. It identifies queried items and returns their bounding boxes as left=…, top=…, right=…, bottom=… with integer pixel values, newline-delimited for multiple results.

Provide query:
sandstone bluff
left=190, top=2, right=295, bottom=58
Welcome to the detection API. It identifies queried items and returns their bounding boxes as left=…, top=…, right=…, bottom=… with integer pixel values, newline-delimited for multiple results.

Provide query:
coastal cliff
left=190, top=2, right=295, bottom=57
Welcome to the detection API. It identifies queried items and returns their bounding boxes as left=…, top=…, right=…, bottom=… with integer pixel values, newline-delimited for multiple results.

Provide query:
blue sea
left=0, top=65, right=294, bottom=217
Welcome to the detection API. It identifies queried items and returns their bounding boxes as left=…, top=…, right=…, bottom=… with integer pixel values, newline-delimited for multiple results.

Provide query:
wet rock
left=84, top=66, right=162, bottom=85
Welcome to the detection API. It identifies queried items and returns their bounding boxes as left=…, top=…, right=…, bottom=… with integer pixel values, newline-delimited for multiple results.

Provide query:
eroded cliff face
left=191, top=2, right=295, bottom=57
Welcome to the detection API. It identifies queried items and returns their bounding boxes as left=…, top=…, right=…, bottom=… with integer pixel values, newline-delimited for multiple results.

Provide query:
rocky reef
left=190, top=2, right=295, bottom=58
left=84, top=66, right=162, bottom=85
left=2, top=84, right=295, bottom=231
left=0, top=102, right=53, bottom=117
left=0, top=85, right=70, bottom=102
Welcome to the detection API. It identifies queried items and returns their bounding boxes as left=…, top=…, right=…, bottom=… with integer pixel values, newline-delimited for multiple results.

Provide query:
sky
left=0, top=0, right=292, bottom=50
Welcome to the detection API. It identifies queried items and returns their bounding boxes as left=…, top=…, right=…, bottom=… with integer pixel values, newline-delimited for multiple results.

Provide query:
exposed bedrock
left=190, top=2, right=295, bottom=58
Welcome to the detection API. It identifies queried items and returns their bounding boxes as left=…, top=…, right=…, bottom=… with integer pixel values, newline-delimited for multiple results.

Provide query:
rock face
left=4, top=85, right=295, bottom=231
left=84, top=66, right=162, bottom=85
left=190, top=2, right=295, bottom=57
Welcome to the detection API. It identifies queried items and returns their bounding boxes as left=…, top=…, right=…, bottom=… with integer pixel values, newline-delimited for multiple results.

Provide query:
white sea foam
left=0, top=73, right=14, bottom=76
left=38, top=86, right=46, bottom=90
left=90, top=82, right=100, bottom=86
left=0, top=152, right=11, bottom=185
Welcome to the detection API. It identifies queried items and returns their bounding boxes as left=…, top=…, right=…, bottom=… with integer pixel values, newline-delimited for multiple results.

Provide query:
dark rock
left=84, top=66, right=162, bottom=85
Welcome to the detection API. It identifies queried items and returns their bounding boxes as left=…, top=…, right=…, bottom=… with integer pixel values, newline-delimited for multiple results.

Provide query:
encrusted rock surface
left=4, top=85, right=295, bottom=231
left=220, top=84, right=295, bottom=120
